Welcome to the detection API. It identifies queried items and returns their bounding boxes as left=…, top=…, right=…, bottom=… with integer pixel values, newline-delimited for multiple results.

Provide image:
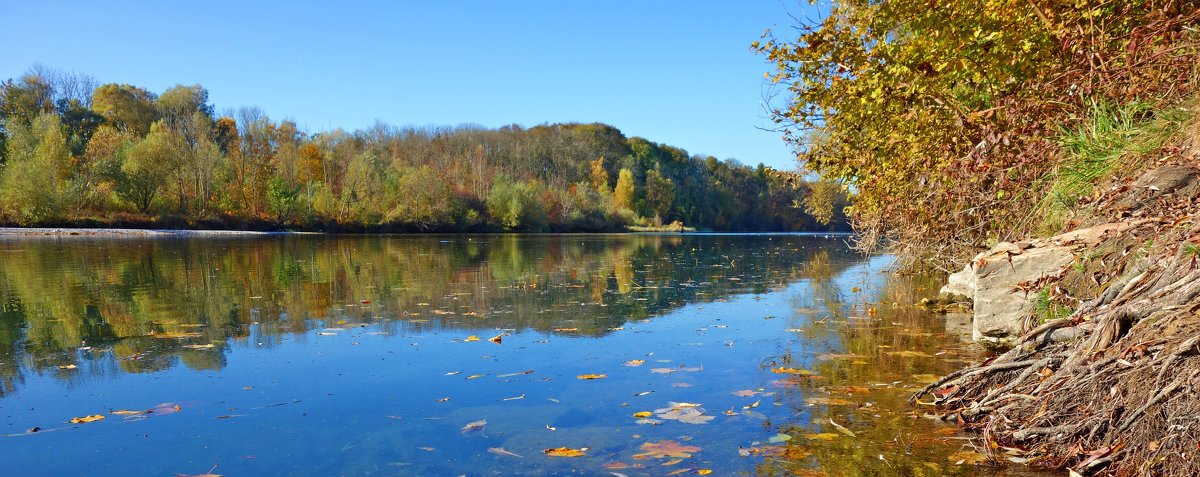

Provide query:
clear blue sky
left=0, top=1, right=815, bottom=169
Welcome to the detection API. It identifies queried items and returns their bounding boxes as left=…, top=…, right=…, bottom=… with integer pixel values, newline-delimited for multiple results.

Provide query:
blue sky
left=0, top=1, right=816, bottom=169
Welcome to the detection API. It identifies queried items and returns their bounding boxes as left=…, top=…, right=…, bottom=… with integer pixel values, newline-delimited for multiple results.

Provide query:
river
left=0, top=234, right=1049, bottom=476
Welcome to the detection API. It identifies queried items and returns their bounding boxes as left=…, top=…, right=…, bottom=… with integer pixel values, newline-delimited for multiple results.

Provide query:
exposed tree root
left=917, top=162, right=1200, bottom=476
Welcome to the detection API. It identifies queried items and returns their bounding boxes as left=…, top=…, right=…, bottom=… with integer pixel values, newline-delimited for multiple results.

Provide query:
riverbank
left=0, top=227, right=300, bottom=238
left=916, top=158, right=1200, bottom=476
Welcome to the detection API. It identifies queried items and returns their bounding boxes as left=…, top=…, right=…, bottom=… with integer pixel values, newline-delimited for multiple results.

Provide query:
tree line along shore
left=0, top=67, right=850, bottom=233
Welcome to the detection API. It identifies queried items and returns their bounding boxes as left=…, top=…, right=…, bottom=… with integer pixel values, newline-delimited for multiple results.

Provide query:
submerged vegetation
left=0, top=67, right=848, bottom=232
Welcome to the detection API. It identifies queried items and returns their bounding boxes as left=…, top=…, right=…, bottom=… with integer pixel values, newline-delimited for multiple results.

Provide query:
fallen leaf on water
left=698, top=470, right=713, bottom=475
left=488, top=334, right=503, bottom=344
left=466, top=374, right=485, bottom=379
left=661, top=458, right=683, bottom=466
left=602, top=461, right=630, bottom=469
left=635, top=418, right=663, bottom=425
left=771, top=367, right=814, bottom=375
left=732, top=390, right=760, bottom=397
left=624, top=360, right=646, bottom=367
left=487, top=447, right=523, bottom=458
left=544, top=447, right=587, bottom=457
left=175, top=464, right=221, bottom=477
left=805, top=397, right=853, bottom=406
left=650, top=368, right=676, bottom=374
left=743, top=400, right=761, bottom=409
left=654, top=403, right=714, bottom=424
left=461, top=419, right=487, bottom=432
left=577, top=374, right=607, bottom=380
left=806, top=433, right=840, bottom=441
left=464, top=336, right=481, bottom=342
left=829, top=418, right=857, bottom=437
left=948, top=450, right=988, bottom=465
left=57, top=364, right=77, bottom=370
left=152, top=331, right=203, bottom=339
left=768, top=433, right=792, bottom=443
left=109, top=409, right=143, bottom=416
left=148, top=403, right=182, bottom=415
left=70, top=415, right=105, bottom=424
left=634, top=440, right=701, bottom=459
left=823, top=386, right=871, bottom=394
left=886, top=350, right=935, bottom=358
left=633, top=411, right=653, bottom=418
left=497, top=370, right=534, bottom=378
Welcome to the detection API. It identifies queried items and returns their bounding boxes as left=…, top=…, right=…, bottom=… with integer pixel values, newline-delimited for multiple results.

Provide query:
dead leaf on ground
left=633, top=440, right=701, bottom=459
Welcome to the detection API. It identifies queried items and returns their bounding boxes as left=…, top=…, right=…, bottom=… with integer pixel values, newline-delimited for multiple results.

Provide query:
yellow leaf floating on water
left=544, top=447, right=587, bottom=457
left=633, top=411, right=653, bottom=418
left=70, top=414, right=105, bottom=424
left=771, top=367, right=814, bottom=375
left=464, top=336, right=481, bottom=342
left=576, top=374, right=607, bottom=380
left=698, top=469, right=713, bottom=475
left=624, top=359, right=646, bottom=366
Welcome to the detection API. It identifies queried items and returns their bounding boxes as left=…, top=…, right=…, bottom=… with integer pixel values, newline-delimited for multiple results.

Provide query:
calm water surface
left=0, top=234, right=1048, bottom=476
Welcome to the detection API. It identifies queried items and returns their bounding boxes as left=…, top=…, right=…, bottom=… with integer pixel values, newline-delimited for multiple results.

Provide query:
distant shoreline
left=0, top=227, right=299, bottom=238
left=0, top=227, right=852, bottom=238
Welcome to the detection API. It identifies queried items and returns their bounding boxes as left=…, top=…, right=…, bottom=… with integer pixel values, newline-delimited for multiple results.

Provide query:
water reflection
left=0, top=234, right=1051, bottom=476
left=0, top=234, right=856, bottom=397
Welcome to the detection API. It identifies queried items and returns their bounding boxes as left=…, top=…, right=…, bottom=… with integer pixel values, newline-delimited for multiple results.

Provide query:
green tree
left=116, top=123, right=180, bottom=212
left=0, top=112, right=70, bottom=223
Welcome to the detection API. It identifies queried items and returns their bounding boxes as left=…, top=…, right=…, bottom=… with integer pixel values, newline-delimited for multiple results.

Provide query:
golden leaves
left=576, top=374, right=607, bottom=380
left=69, top=415, right=105, bottom=424
left=543, top=447, right=587, bottom=457
left=623, top=359, right=646, bottom=366
left=771, top=367, right=814, bottom=375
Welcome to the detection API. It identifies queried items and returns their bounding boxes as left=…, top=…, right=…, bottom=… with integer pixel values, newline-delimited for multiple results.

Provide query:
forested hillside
left=0, top=67, right=847, bottom=232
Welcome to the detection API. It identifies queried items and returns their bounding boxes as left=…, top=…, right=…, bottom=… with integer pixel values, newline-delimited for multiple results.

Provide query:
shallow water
left=0, top=234, right=1050, bottom=476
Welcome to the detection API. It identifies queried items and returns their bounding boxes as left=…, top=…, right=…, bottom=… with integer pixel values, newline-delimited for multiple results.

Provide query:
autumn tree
left=613, top=168, right=634, bottom=212
left=91, top=84, right=156, bottom=136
